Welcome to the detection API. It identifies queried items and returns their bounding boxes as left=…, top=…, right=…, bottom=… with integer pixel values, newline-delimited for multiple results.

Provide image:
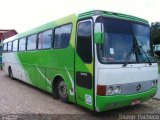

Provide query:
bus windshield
left=132, top=23, right=155, bottom=63
left=97, top=18, right=155, bottom=63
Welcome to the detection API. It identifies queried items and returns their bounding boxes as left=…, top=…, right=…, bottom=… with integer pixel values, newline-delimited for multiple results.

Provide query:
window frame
left=76, top=19, right=93, bottom=64
left=7, top=42, right=12, bottom=52
left=12, top=40, right=19, bottom=52
left=53, top=23, right=73, bottom=49
left=37, top=29, right=53, bottom=50
left=26, top=33, right=38, bottom=51
left=3, top=43, right=8, bottom=53
left=19, top=37, right=27, bottom=52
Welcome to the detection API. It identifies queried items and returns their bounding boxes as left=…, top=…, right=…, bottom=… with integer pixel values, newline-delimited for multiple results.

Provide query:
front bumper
left=96, top=87, right=157, bottom=112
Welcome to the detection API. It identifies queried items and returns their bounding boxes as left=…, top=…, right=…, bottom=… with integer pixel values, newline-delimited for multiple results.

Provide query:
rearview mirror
left=94, top=23, right=104, bottom=44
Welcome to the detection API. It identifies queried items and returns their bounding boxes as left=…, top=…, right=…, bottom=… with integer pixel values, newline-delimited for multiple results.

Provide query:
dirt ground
left=0, top=70, right=160, bottom=120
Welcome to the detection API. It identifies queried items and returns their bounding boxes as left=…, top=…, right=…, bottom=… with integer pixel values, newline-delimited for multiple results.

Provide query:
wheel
left=56, top=79, right=69, bottom=103
left=8, top=67, right=13, bottom=79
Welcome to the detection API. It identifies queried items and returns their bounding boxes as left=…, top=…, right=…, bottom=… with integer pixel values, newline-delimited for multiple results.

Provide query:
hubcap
left=58, top=81, right=67, bottom=98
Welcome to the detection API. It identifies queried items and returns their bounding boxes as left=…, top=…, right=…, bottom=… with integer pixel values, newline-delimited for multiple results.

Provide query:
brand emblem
left=136, top=84, right=141, bottom=91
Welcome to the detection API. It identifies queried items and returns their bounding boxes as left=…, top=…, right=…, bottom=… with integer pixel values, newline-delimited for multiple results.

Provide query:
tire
left=8, top=67, right=13, bottom=79
left=56, top=79, right=69, bottom=103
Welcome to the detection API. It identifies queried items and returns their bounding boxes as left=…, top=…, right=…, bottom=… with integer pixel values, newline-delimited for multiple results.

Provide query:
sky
left=0, top=0, right=160, bottom=33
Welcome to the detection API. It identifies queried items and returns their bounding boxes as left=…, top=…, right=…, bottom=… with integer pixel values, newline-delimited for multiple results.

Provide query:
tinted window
left=132, top=24, right=155, bottom=62
left=38, top=30, right=52, bottom=49
left=27, top=34, right=37, bottom=50
left=13, top=40, right=18, bottom=52
left=97, top=18, right=135, bottom=63
left=3, top=43, right=7, bottom=52
left=0, top=46, right=2, bottom=55
left=77, top=21, right=92, bottom=63
left=54, top=24, right=72, bottom=48
left=19, top=37, right=26, bottom=51
left=8, top=42, right=12, bottom=52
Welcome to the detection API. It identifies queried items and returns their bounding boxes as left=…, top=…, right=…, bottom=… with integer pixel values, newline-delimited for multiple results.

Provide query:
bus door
left=75, top=19, right=94, bottom=110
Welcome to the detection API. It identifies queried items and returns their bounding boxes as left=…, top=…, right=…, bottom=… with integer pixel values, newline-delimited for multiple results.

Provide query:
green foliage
left=151, top=22, right=160, bottom=45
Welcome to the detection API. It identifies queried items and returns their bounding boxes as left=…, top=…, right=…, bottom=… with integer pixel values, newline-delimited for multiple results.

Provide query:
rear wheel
left=8, top=67, right=13, bottom=79
left=56, top=79, right=69, bottom=103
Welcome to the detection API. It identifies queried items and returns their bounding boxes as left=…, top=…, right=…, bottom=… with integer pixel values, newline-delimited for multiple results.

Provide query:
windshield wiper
left=122, top=37, right=152, bottom=67
left=138, top=45, right=152, bottom=66
left=123, top=37, right=138, bottom=67
left=122, top=47, right=136, bottom=67
left=134, top=36, right=152, bottom=66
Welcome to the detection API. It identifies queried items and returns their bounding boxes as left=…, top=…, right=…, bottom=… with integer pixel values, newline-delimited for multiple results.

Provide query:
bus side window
left=53, top=24, right=72, bottom=49
left=19, top=37, right=26, bottom=51
left=38, top=29, right=52, bottom=49
left=13, top=40, right=18, bottom=52
left=77, top=21, right=92, bottom=63
left=27, top=34, right=37, bottom=50
left=3, top=43, right=8, bottom=53
left=8, top=42, right=12, bottom=52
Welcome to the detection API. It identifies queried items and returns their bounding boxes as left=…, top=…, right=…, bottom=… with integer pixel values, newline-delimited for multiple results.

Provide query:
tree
left=151, top=22, right=160, bottom=45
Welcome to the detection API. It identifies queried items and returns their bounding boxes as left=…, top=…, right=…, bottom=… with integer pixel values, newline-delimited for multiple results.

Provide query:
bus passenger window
left=8, top=42, right=12, bottom=52
left=13, top=40, right=18, bottom=52
left=19, top=38, right=26, bottom=51
left=38, top=30, right=52, bottom=49
left=53, top=24, right=72, bottom=49
left=27, top=34, right=37, bottom=50
left=3, top=43, right=8, bottom=53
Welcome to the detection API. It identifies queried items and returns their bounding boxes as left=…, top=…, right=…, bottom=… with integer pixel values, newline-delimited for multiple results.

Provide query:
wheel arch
left=52, top=74, right=67, bottom=98
left=8, top=65, right=11, bottom=71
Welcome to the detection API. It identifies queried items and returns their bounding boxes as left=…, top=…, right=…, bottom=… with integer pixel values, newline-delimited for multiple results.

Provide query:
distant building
left=0, top=29, right=18, bottom=43
left=0, top=29, right=17, bottom=69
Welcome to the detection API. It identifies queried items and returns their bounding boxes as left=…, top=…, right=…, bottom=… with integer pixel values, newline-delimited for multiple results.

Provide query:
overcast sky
left=0, top=0, right=159, bottom=33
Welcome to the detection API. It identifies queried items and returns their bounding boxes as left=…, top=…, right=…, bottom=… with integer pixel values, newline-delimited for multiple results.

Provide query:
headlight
left=107, top=86, right=114, bottom=95
left=152, top=80, right=156, bottom=87
left=114, top=86, right=121, bottom=94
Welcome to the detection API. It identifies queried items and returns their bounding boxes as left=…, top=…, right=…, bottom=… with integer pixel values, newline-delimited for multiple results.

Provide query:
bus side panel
left=47, top=48, right=75, bottom=103
left=17, top=51, right=37, bottom=86
left=17, top=47, right=76, bottom=103
left=36, top=67, right=47, bottom=91
left=3, top=14, right=78, bottom=104
left=25, top=65, right=37, bottom=86
left=46, top=68, right=75, bottom=102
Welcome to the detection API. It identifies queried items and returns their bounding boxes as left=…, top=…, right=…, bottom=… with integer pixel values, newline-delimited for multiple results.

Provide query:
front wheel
left=56, top=79, right=69, bottom=103
left=8, top=67, right=13, bottom=79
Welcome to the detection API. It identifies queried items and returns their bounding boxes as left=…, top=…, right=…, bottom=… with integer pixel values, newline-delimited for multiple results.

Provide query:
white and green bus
left=2, top=10, right=158, bottom=112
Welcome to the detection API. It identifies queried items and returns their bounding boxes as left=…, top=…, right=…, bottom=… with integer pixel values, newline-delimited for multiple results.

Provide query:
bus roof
left=78, top=10, right=148, bottom=24
left=3, top=10, right=149, bottom=44
left=3, top=14, right=76, bottom=43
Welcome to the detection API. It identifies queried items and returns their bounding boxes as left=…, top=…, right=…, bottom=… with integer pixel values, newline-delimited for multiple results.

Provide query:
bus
left=0, top=43, right=2, bottom=69
left=2, top=10, right=158, bottom=112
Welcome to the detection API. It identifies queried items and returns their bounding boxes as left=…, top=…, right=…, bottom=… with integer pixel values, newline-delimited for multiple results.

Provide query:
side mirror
left=94, top=23, right=104, bottom=44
